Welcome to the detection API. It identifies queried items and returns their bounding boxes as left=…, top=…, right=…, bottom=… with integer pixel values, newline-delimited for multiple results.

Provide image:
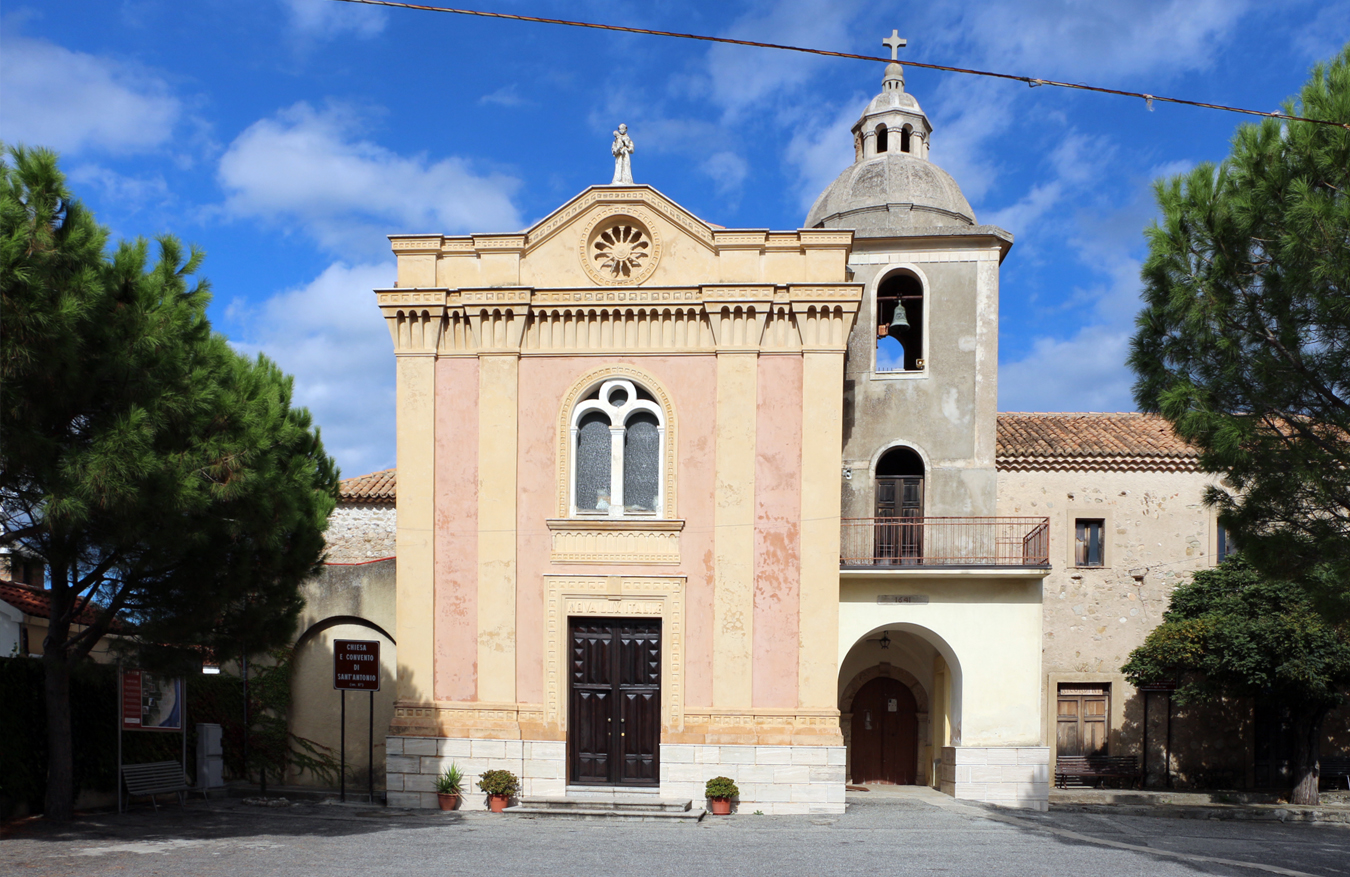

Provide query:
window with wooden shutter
left=1074, top=518, right=1105, bottom=567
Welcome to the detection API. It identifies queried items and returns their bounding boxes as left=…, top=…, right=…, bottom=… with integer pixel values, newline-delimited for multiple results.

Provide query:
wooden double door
left=568, top=618, right=661, bottom=786
left=875, top=476, right=924, bottom=563
left=849, top=677, right=919, bottom=785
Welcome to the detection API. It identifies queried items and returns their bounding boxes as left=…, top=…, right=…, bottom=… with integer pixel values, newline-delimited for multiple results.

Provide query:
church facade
left=372, top=48, right=1252, bottom=813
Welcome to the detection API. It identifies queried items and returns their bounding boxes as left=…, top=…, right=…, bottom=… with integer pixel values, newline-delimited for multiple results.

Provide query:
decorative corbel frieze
left=375, top=288, right=448, bottom=354
left=460, top=287, right=533, bottom=352
left=788, top=284, right=863, bottom=352
left=700, top=285, right=775, bottom=350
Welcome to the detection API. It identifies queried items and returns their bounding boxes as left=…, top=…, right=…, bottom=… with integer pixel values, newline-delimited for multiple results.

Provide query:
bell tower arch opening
left=875, top=123, right=889, bottom=154
left=876, top=271, right=924, bottom=373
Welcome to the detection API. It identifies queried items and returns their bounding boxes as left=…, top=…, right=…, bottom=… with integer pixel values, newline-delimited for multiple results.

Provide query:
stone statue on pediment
left=611, top=123, right=634, bottom=185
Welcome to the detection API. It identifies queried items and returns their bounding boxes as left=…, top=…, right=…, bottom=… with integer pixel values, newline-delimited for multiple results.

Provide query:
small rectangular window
left=1217, top=525, right=1233, bottom=562
left=1075, top=519, right=1105, bottom=567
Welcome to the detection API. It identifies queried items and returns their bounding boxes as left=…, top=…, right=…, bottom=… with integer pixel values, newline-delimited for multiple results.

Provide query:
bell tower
left=806, top=33, right=1013, bottom=520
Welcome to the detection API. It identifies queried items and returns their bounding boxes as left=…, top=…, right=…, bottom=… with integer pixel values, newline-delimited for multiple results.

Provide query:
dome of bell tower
left=805, top=40, right=976, bottom=234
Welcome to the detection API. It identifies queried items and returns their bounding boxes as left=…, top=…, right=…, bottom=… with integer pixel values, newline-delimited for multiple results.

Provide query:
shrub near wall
left=0, top=657, right=247, bottom=818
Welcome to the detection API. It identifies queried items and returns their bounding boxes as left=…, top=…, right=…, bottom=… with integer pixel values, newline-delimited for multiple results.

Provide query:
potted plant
left=477, top=769, right=519, bottom=813
left=435, top=763, right=463, bottom=811
left=705, top=776, right=738, bottom=815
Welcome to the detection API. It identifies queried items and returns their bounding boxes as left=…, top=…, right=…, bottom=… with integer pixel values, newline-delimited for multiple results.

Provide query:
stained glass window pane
left=576, top=412, right=612, bottom=512
left=624, top=412, right=660, bottom=512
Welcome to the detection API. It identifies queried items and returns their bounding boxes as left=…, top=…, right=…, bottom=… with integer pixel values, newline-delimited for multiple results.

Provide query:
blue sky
left=3, top=1, right=1346, bottom=478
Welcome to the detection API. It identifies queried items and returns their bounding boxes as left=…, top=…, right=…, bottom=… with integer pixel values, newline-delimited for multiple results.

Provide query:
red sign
left=122, top=671, right=142, bottom=726
left=334, top=640, right=380, bottom=691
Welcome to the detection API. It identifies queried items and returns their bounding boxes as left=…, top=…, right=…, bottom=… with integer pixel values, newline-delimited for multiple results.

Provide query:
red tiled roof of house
left=339, top=468, right=396, bottom=504
left=0, top=580, right=114, bottom=627
left=996, top=413, right=1200, bottom=472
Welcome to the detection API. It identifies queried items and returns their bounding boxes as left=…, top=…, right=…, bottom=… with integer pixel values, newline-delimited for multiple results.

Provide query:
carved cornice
left=545, top=518, right=684, bottom=565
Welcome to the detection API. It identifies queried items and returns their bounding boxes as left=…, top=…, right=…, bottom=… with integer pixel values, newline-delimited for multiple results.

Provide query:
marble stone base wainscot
left=384, top=737, right=566, bottom=810
left=659, top=744, right=846, bottom=815
left=939, top=746, right=1049, bottom=811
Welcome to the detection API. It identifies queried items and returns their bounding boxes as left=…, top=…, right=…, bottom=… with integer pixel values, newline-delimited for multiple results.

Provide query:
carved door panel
left=849, top=677, right=918, bottom=785
left=569, top=618, right=661, bottom=786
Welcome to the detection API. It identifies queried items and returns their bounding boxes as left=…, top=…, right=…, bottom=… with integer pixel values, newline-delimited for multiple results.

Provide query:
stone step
left=506, top=795, right=704, bottom=822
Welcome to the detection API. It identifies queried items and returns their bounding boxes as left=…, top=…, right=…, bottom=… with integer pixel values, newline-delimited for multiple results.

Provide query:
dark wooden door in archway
left=850, top=677, right=918, bottom=784
left=568, top=618, right=661, bottom=786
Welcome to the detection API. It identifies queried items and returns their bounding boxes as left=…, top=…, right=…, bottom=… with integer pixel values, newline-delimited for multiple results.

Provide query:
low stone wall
left=940, top=746, right=1050, bottom=811
left=659, top=744, right=846, bottom=815
left=385, top=737, right=564, bottom=810
left=384, top=736, right=845, bottom=814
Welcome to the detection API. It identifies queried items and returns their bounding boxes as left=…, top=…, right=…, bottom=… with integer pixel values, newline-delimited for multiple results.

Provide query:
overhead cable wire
left=328, top=0, right=1350, bottom=131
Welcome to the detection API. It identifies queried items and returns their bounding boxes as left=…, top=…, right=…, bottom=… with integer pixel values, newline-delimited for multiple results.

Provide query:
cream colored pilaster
left=797, top=350, right=843, bottom=710
left=712, top=351, right=758, bottom=708
left=377, top=291, right=446, bottom=704
left=477, top=352, right=519, bottom=704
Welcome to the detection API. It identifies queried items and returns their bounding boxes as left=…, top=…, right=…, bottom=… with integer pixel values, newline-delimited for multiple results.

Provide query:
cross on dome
left=882, top=30, right=907, bottom=61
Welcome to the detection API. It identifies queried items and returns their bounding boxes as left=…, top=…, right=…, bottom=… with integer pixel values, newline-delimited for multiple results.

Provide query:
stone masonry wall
left=940, top=746, right=1049, bottom=811
left=325, top=503, right=396, bottom=564
left=384, top=736, right=845, bottom=814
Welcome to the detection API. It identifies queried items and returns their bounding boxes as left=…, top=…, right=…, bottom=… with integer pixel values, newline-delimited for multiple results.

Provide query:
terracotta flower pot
left=709, top=797, right=732, bottom=816
left=488, top=794, right=510, bottom=813
left=437, top=792, right=459, bottom=811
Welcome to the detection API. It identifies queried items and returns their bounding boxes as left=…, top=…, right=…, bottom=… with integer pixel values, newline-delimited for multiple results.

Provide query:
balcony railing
left=840, top=516, right=1051, bottom=569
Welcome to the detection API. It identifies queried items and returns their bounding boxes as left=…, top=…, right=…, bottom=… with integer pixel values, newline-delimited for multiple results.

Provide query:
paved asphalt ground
left=3, top=789, right=1348, bottom=877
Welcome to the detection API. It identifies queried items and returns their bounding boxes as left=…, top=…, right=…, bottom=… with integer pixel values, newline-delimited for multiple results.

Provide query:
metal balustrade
left=840, top=516, right=1051, bottom=568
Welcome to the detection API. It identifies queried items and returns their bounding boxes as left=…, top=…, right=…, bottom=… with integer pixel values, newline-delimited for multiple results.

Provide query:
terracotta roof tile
left=0, top=580, right=114, bottom=626
left=997, top=413, right=1200, bottom=472
left=339, top=468, right=396, bottom=504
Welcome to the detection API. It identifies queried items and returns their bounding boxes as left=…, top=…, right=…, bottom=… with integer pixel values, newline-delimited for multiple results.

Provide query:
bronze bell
left=887, top=304, right=911, bottom=338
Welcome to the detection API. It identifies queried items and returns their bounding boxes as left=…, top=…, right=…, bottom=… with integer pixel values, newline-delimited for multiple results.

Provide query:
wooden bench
left=1320, top=756, right=1350, bottom=790
left=1055, top=755, right=1143, bottom=789
left=122, top=761, right=192, bottom=810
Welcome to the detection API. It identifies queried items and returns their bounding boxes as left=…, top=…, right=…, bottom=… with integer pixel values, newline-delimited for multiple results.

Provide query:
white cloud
left=0, top=35, right=180, bottom=154
left=218, top=102, right=524, bottom=254
left=480, top=85, right=530, bottom=108
left=234, top=261, right=396, bottom=477
left=67, top=164, right=171, bottom=212
left=998, top=325, right=1136, bottom=412
left=701, top=151, right=749, bottom=196
left=997, top=162, right=1184, bottom=412
left=699, top=0, right=865, bottom=121
left=932, top=0, right=1251, bottom=83
left=785, top=98, right=862, bottom=215
left=280, top=0, right=386, bottom=39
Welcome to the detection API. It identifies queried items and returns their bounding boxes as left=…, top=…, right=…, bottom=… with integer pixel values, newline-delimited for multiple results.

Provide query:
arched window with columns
left=569, top=378, right=667, bottom=516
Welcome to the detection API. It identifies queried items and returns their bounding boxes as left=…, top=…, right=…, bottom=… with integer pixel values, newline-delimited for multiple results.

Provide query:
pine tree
left=1129, top=45, right=1350, bottom=611
left=0, top=146, right=339, bottom=820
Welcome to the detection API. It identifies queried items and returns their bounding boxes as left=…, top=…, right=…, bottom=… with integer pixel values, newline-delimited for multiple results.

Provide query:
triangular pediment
left=524, top=185, right=716, bottom=253
left=514, top=185, right=724, bottom=289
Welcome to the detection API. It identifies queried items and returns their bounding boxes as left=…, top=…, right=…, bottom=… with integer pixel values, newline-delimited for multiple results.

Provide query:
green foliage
left=0, top=145, right=339, bottom=817
left=0, top=657, right=116, bottom=818
left=1128, top=45, right=1350, bottom=605
left=436, top=763, right=464, bottom=795
left=476, top=769, right=519, bottom=797
left=1123, top=559, right=1350, bottom=712
left=704, top=776, right=739, bottom=799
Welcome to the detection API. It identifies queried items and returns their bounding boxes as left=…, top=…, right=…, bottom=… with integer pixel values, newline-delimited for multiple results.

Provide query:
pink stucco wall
left=432, top=352, right=812, bottom=712
left=510, top=355, right=719, bottom=708
left=434, top=357, right=479, bottom=701
left=752, top=354, right=802, bottom=708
